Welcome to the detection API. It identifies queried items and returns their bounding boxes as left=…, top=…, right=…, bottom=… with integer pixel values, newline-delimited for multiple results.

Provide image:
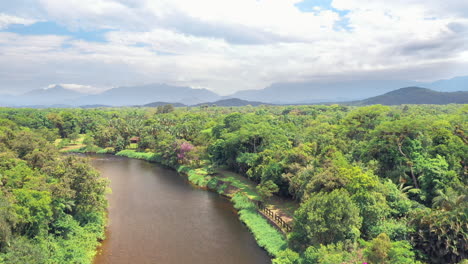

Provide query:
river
left=90, top=155, right=271, bottom=264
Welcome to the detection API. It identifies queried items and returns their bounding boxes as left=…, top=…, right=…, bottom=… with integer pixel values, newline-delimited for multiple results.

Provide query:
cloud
left=0, top=0, right=467, bottom=95
left=46, top=83, right=108, bottom=94
left=0, top=13, right=38, bottom=29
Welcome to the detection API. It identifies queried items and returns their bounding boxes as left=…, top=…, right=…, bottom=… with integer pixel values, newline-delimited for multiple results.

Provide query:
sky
left=0, top=0, right=468, bottom=95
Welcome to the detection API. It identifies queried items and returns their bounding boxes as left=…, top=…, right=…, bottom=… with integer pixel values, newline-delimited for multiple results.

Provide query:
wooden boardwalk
left=255, top=200, right=292, bottom=233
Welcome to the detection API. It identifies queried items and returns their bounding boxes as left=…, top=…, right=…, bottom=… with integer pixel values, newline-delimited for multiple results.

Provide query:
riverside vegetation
left=0, top=104, right=466, bottom=264
left=0, top=115, right=108, bottom=263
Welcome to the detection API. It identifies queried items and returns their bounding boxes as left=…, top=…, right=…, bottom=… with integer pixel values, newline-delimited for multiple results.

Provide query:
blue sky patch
left=295, top=0, right=348, bottom=16
left=295, top=0, right=351, bottom=31
left=3, top=21, right=111, bottom=42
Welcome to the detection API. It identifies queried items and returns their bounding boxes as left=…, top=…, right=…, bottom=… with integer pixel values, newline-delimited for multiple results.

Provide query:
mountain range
left=230, top=76, right=468, bottom=104
left=0, top=76, right=467, bottom=107
left=194, top=98, right=270, bottom=107
left=352, top=87, right=468, bottom=105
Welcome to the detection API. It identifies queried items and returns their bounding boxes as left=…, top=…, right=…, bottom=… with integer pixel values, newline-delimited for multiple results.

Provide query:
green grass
left=58, top=134, right=86, bottom=151
left=177, top=166, right=211, bottom=187
left=61, top=145, right=105, bottom=153
left=128, top=143, right=138, bottom=149
left=232, top=193, right=287, bottom=257
left=217, top=172, right=261, bottom=200
left=115, top=150, right=161, bottom=162
left=96, top=147, right=114, bottom=154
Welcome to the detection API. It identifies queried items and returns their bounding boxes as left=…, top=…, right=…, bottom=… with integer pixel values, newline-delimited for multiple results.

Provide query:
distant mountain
left=79, top=104, right=112, bottom=108
left=22, top=85, right=82, bottom=97
left=1, top=85, right=84, bottom=106
left=229, top=76, right=468, bottom=104
left=195, top=98, right=270, bottom=107
left=354, top=87, right=468, bottom=105
left=425, top=76, right=468, bottom=92
left=77, top=84, right=220, bottom=106
left=2, top=75, right=467, bottom=107
left=12, top=104, right=74, bottom=109
left=22, top=85, right=84, bottom=104
left=229, top=80, right=420, bottom=104
left=142, top=102, right=187, bottom=107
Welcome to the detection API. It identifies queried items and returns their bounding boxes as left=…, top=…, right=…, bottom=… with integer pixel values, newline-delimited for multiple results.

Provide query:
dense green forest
left=0, top=104, right=466, bottom=264
left=0, top=113, right=108, bottom=263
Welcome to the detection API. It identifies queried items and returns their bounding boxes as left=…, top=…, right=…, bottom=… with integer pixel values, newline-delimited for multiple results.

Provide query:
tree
left=291, top=189, right=362, bottom=249
left=0, top=193, right=16, bottom=248
left=365, top=233, right=392, bottom=264
left=156, top=104, right=174, bottom=114
left=257, top=180, right=279, bottom=201
left=68, top=131, right=80, bottom=143
left=272, top=249, right=300, bottom=264
left=12, top=189, right=52, bottom=237
left=410, top=206, right=467, bottom=263
left=1, top=236, right=47, bottom=264
left=415, top=155, right=458, bottom=204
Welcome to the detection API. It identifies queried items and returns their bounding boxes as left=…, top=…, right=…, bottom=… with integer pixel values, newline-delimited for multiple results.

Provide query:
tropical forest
left=0, top=104, right=466, bottom=264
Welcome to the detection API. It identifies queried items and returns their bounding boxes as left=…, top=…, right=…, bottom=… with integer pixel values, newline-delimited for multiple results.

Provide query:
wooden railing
left=255, top=200, right=292, bottom=232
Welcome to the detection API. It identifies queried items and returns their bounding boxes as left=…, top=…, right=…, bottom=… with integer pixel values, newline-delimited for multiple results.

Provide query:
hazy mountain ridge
left=1, top=85, right=85, bottom=106
left=142, top=102, right=187, bottom=107
left=1, top=75, right=467, bottom=107
left=424, top=76, right=468, bottom=92
left=194, top=98, right=271, bottom=107
left=229, top=80, right=420, bottom=103
left=1, top=84, right=221, bottom=107
left=74, top=84, right=220, bottom=106
left=228, top=76, right=468, bottom=104
left=353, top=87, right=468, bottom=105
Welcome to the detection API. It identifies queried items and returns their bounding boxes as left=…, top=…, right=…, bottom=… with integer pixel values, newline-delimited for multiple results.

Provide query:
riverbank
left=62, top=144, right=291, bottom=258
left=114, top=150, right=288, bottom=258
left=90, top=154, right=272, bottom=264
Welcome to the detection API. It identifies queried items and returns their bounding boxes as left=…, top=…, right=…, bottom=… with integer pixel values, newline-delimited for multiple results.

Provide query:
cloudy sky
left=1, top=0, right=468, bottom=95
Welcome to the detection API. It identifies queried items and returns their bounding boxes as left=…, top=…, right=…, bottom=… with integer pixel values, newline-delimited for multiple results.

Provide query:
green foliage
left=301, top=243, right=358, bottom=264
left=186, top=168, right=210, bottom=187
left=156, top=104, right=175, bottom=114
left=0, top=194, right=16, bottom=249
left=0, top=116, right=108, bottom=263
left=365, top=233, right=392, bottom=264
left=256, top=180, right=279, bottom=201
left=370, top=218, right=411, bottom=241
left=410, top=205, right=467, bottom=263
left=362, top=233, right=420, bottom=264
left=116, top=150, right=160, bottom=162
left=272, top=249, right=301, bottom=264
left=1, top=104, right=465, bottom=264
left=291, top=189, right=362, bottom=249
left=388, top=240, right=419, bottom=264
left=232, top=193, right=287, bottom=257
left=1, top=236, right=47, bottom=264
left=12, top=189, right=52, bottom=237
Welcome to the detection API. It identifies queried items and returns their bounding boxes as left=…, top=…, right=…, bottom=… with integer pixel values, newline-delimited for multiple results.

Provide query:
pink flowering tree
left=174, top=140, right=194, bottom=164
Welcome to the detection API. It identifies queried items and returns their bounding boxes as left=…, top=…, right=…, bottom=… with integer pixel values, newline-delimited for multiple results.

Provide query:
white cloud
left=46, top=83, right=109, bottom=94
left=0, top=0, right=467, bottom=94
left=0, top=13, right=38, bottom=29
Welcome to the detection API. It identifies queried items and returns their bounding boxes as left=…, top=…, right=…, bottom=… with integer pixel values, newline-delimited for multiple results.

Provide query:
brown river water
left=89, top=155, right=271, bottom=264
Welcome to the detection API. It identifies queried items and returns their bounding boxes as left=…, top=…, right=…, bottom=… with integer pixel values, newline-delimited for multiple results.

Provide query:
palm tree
left=432, top=186, right=468, bottom=211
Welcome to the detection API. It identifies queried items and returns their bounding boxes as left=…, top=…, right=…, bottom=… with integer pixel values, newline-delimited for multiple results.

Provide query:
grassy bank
left=61, top=145, right=112, bottom=154
left=232, top=193, right=288, bottom=256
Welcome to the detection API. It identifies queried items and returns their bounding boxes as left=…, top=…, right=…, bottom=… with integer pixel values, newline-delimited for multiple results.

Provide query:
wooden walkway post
left=254, top=200, right=292, bottom=233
